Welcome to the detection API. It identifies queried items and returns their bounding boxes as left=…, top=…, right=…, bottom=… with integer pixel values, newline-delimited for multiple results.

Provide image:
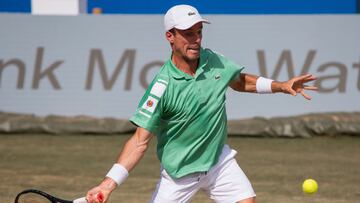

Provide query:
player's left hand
left=281, top=74, right=318, bottom=100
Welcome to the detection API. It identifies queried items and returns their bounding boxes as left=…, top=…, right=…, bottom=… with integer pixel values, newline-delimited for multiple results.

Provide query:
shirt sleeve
left=210, top=49, right=245, bottom=84
left=129, top=75, right=168, bottom=133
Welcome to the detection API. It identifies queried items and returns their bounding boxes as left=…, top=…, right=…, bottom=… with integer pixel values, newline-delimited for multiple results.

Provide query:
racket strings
left=16, top=192, right=52, bottom=203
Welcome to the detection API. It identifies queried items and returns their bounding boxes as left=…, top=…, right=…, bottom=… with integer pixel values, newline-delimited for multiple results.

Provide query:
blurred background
left=0, top=0, right=359, bottom=120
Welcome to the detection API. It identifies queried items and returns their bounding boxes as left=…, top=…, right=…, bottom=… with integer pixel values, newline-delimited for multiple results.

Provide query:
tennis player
left=86, top=4, right=317, bottom=203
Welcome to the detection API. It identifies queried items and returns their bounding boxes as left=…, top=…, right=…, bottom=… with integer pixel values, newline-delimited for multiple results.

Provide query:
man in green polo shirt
left=86, top=4, right=317, bottom=203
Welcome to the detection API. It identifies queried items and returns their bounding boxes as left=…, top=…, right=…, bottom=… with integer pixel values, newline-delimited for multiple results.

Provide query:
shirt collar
left=168, top=47, right=209, bottom=80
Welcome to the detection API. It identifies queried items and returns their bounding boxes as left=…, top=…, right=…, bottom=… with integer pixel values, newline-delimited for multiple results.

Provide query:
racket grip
left=73, top=197, right=87, bottom=203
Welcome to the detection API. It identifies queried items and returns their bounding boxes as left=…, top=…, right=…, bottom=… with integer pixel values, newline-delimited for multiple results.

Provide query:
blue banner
left=0, top=0, right=358, bottom=14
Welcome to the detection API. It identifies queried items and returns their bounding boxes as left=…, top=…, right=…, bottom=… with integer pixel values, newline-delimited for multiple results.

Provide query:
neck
left=171, top=54, right=199, bottom=76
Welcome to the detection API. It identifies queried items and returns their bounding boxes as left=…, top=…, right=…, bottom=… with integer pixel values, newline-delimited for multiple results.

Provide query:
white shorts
left=150, top=145, right=256, bottom=203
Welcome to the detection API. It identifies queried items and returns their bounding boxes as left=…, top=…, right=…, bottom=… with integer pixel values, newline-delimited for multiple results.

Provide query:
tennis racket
left=14, top=189, right=104, bottom=203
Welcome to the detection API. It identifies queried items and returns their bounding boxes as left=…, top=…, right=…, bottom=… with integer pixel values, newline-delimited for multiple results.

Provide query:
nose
left=194, top=32, right=201, bottom=43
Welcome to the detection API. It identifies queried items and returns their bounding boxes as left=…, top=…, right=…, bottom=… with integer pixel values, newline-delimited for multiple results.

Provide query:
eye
left=185, top=32, right=194, bottom=37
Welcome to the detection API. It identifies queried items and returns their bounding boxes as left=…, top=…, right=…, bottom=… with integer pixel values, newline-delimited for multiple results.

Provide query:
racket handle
left=73, top=192, right=104, bottom=203
left=73, top=197, right=87, bottom=203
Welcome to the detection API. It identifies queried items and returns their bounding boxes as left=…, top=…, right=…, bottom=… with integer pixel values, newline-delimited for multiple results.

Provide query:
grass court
left=1, top=134, right=359, bottom=203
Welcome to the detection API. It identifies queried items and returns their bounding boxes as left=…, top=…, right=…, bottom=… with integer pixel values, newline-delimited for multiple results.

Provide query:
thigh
left=150, top=168, right=201, bottom=203
left=207, top=158, right=256, bottom=203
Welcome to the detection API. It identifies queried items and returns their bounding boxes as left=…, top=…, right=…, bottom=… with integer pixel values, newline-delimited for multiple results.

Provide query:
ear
left=165, top=31, right=174, bottom=43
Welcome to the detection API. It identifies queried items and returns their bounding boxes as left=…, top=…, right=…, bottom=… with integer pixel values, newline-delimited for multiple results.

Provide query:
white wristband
left=256, top=77, right=274, bottom=94
left=105, top=163, right=129, bottom=185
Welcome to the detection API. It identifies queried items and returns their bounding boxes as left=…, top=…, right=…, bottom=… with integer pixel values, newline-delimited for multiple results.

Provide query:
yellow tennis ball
left=302, top=179, right=318, bottom=194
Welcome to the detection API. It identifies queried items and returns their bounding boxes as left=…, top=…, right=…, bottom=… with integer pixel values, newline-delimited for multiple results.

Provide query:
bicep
left=230, top=73, right=258, bottom=92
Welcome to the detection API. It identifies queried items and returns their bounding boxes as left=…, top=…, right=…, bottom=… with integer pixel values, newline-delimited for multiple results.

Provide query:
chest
left=162, top=71, right=227, bottom=120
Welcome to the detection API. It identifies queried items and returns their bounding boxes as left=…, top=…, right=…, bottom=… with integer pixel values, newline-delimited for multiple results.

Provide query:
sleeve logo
left=146, top=100, right=154, bottom=107
left=141, top=96, right=158, bottom=113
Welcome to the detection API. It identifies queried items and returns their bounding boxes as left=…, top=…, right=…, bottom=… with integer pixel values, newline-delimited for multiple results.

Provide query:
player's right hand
left=86, top=186, right=106, bottom=203
left=86, top=178, right=117, bottom=203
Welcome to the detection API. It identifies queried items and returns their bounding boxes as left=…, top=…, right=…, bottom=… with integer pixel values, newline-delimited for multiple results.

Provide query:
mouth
left=187, top=46, right=200, bottom=54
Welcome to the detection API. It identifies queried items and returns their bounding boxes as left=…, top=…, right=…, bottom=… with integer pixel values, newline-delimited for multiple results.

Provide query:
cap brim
left=174, top=19, right=210, bottom=30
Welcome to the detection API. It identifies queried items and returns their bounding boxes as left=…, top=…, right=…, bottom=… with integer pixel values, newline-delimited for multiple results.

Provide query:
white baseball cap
left=164, top=5, right=210, bottom=31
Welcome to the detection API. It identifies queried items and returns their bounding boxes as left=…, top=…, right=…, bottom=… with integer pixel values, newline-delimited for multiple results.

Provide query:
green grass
left=1, top=134, right=359, bottom=203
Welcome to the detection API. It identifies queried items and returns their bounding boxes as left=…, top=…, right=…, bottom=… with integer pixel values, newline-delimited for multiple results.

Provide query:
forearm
left=231, top=73, right=317, bottom=100
left=255, top=77, right=284, bottom=94
left=99, top=128, right=153, bottom=191
left=231, top=73, right=286, bottom=93
left=117, top=128, right=153, bottom=171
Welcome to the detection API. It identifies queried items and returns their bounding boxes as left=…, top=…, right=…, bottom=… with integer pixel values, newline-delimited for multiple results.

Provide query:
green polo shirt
left=130, top=48, right=244, bottom=178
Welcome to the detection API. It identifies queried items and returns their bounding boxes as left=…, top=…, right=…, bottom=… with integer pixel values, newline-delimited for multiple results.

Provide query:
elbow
left=136, top=142, right=149, bottom=154
left=134, top=127, right=153, bottom=155
left=134, top=136, right=152, bottom=155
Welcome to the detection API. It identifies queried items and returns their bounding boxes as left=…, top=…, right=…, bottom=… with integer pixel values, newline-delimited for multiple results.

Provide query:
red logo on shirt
left=146, top=100, right=154, bottom=107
